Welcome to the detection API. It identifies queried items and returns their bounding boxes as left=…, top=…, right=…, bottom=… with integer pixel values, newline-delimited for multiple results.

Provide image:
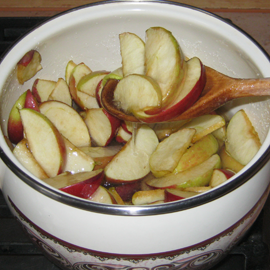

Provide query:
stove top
left=0, top=16, right=270, bottom=270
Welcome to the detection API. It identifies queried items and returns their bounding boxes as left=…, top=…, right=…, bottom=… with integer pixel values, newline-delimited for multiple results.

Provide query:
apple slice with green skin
left=181, top=114, right=226, bottom=143
left=102, top=67, right=123, bottom=87
left=145, top=27, right=186, bottom=105
left=20, top=108, right=66, bottom=177
left=225, top=109, right=261, bottom=165
left=164, top=189, right=198, bottom=202
left=220, top=146, right=244, bottom=173
left=146, top=154, right=221, bottom=189
left=13, top=138, right=48, bottom=179
left=65, top=60, right=77, bottom=84
left=173, top=133, right=219, bottom=173
left=17, top=50, right=42, bottom=84
left=132, top=189, right=165, bottom=205
left=63, top=137, right=95, bottom=174
left=212, top=125, right=226, bottom=148
left=150, top=128, right=196, bottom=178
left=105, top=125, right=159, bottom=183
left=113, top=74, right=162, bottom=114
left=134, top=57, right=206, bottom=123
left=77, top=70, right=109, bottom=97
left=43, top=169, right=104, bottom=199
left=115, top=126, right=132, bottom=144
left=120, top=32, right=145, bottom=76
left=39, top=100, right=91, bottom=147
left=88, top=186, right=114, bottom=204
left=83, top=108, right=121, bottom=147
left=32, top=79, right=57, bottom=103
left=48, top=78, right=72, bottom=106
left=153, top=120, right=190, bottom=141
left=209, top=168, right=235, bottom=188
left=7, top=91, right=27, bottom=144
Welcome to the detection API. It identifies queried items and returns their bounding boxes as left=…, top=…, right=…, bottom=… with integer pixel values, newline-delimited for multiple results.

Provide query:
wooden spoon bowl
left=101, top=67, right=270, bottom=122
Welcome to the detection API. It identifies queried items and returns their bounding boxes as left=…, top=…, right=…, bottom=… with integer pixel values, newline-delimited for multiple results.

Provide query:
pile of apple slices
left=7, top=26, right=262, bottom=205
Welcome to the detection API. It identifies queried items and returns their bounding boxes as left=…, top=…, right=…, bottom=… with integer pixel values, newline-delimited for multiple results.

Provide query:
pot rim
left=1, top=0, right=270, bottom=216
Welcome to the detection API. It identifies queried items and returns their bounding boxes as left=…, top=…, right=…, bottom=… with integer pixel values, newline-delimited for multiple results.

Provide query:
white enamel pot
left=1, top=1, right=270, bottom=269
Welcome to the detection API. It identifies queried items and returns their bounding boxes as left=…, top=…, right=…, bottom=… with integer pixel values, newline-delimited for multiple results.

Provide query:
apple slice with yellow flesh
left=13, top=138, right=48, bottom=179
left=43, top=169, right=104, bottom=199
left=20, top=108, right=66, bottom=177
left=116, top=126, right=132, bottom=144
left=220, top=146, right=244, bottom=173
left=17, top=50, right=42, bottom=84
left=88, top=186, right=114, bottom=204
left=146, top=154, right=221, bottom=189
left=132, top=189, right=165, bottom=205
left=145, top=26, right=186, bottom=105
left=108, top=187, right=125, bottom=205
left=39, top=100, right=91, bottom=147
left=225, top=109, right=261, bottom=165
left=134, top=57, right=205, bottom=123
left=209, top=168, right=235, bottom=188
left=32, top=79, right=57, bottom=103
left=173, top=133, right=219, bottom=173
left=48, top=78, right=72, bottom=106
left=76, top=90, right=100, bottom=110
left=164, top=189, right=198, bottom=202
left=65, top=60, right=77, bottom=83
left=119, top=32, right=145, bottom=76
left=105, top=125, right=159, bottom=183
left=113, top=74, right=162, bottom=114
left=181, top=114, right=226, bottom=143
left=150, top=128, right=196, bottom=178
left=83, top=108, right=121, bottom=147
left=63, top=137, right=95, bottom=174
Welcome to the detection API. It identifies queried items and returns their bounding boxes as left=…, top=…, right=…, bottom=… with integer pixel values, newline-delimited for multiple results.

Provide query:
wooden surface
left=0, top=0, right=270, bottom=17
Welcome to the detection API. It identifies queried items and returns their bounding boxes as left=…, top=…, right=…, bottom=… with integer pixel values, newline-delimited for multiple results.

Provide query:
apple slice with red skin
left=25, top=89, right=39, bottom=111
left=115, top=126, right=132, bottom=144
left=17, top=50, right=42, bottom=84
left=114, top=181, right=142, bottom=202
left=83, top=108, right=121, bottom=147
left=146, top=154, right=221, bottom=189
left=164, top=189, right=198, bottom=202
left=32, top=79, right=57, bottom=103
left=13, top=138, right=48, bottom=179
left=108, top=187, right=125, bottom=205
left=105, top=125, right=159, bottom=183
left=209, top=168, right=235, bottom=188
left=43, top=169, right=104, bottom=199
left=20, top=108, right=66, bottom=177
left=121, top=121, right=133, bottom=135
left=39, top=100, right=91, bottom=148
left=134, top=57, right=206, bottom=123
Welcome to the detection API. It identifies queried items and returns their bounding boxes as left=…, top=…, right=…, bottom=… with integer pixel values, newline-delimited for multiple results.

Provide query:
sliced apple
left=145, top=26, right=186, bottom=104
left=78, top=144, right=122, bottom=158
left=173, top=133, right=219, bottom=173
left=113, top=74, right=162, bottom=114
left=65, top=60, right=77, bottom=84
left=83, top=108, right=121, bottom=147
left=121, top=121, right=133, bottom=135
left=77, top=70, right=109, bottom=97
left=39, top=100, right=91, bottom=147
left=225, top=109, right=261, bottom=165
left=7, top=91, right=27, bottom=144
left=164, top=189, right=198, bottom=202
left=116, top=126, right=132, bottom=144
left=134, top=57, right=205, bottom=123
left=13, top=138, right=48, bottom=179
left=32, top=78, right=57, bottom=103
left=150, top=128, right=195, bottom=178
left=146, top=154, right=221, bottom=189
left=132, top=189, right=165, bottom=205
left=212, top=125, right=226, bottom=148
left=104, top=125, right=159, bottom=183
left=219, top=146, right=244, bottom=173
left=17, top=50, right=42, bottom=84
left=114, top=181, right=142, bottom=202
left=25, top=89, right=39, bottom=111
left=108, top=187, right=125, bottom=205
left=20, top=108, right=66, bottom=177
left=183, top=186, right=211, bottom=193
left=48, top=78, right=72, bottom=106
left=181, top=114, right=226, bottom=143
left=88, top=186, right=113, bottom=204
left=209, top=168, right=235, bottom=188
left=63, top=138, right=95, bottom=174
left=76, top=90, right=100, bottom=110
left=43, top=169, right=104, bottom=199
left=119, top=32, right=145, bottom=76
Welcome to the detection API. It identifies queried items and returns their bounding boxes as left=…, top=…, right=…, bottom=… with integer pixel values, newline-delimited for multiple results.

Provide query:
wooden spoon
left=101, top=66, right=270, bottom=122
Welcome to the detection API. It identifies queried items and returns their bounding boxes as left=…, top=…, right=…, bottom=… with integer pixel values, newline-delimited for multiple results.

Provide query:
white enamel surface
left=0, top=0, right=270, bottom=258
